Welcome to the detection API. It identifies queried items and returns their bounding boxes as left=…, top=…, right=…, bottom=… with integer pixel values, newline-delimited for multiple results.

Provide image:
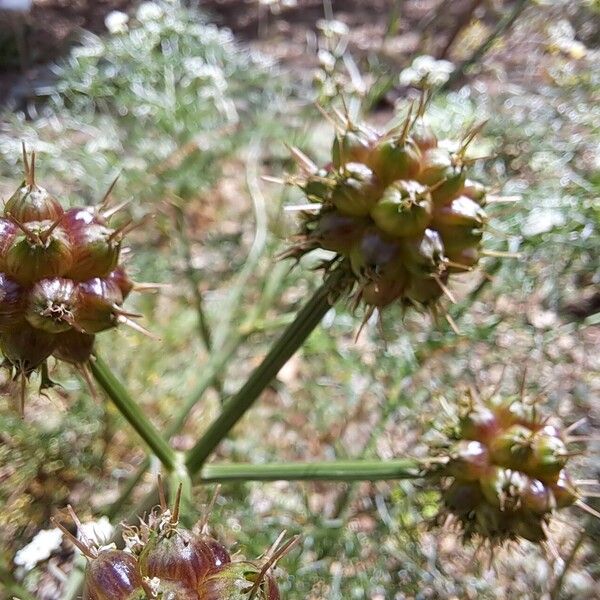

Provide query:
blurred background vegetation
left=0, top=0, right=598, bottom=598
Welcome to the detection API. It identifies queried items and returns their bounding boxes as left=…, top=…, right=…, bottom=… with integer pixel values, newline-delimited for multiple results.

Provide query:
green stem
left=199, top=459, right=421, bottom=482
left=185, top=267, right=346, bottom=475
left=90, top=355, right=177, bottom=472
left=105, top=265, right=292, bottom=519
left=104, top=339, right=242, bottom=518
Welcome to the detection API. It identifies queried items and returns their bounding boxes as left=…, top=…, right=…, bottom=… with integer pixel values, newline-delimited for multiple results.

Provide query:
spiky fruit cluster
left=432, top=393, right=581, bottom=545
left=285, top=108, right=490, bottom=317
left=0, top=148, right=147, bottom=405
left=55, top=488, right=292, bottom=600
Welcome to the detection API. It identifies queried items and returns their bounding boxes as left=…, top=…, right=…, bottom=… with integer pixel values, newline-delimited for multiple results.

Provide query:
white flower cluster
left=399, top=55, right=455, bottom=88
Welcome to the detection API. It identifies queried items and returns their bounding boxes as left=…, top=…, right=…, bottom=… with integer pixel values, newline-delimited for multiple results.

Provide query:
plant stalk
left=185, top=267, right=346, bottom=474
left=90, top=355, right=177, bottom=472
left=199, top=459, right=421, bottom=482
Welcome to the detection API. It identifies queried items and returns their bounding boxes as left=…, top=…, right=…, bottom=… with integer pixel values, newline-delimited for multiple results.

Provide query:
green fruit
left=332, top=125, right=378, bottom=168
left=197, top=561, right=280, bottom=600
left=526, top=433, right=568, bottom=481
left=370, top=180, right=432, bottom=238
left=480, top=467, right=528, bottom=511
left=461, top=179, right=487, bottom=205
left=489, top=424, right=534, bottom=470
left=370, top=137, right=422, bottom=185
left=302, top=168, right=332, bottom=201
left=417, top=148, right=466, bottom=206
left=331, top=163, right=380, bottom=217
left=5, top=221, right=73, bottom=286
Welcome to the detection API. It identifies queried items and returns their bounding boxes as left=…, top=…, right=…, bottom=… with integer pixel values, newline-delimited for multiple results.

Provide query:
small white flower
left=14, top=528, right=63, bottom=572
left=318, top=50, right=336, bottom=72
left=316, top=19, right=349, bottom=38
left=399, top=55, right=454, bottom=87
left=105, top=10, right=129, bottom=34
left=136, top=2, right=164, bottom=22
left=78, top=516, right=114, bottom=547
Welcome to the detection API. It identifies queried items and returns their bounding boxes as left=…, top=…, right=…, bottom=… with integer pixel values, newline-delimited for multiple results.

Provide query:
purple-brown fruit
left=25, top=277, right=77, bottom=333
left=0, top=218, right=18, bottom=269
left=107, top=266, right=135, bottom=300
left=432, top=196, right=487, bottom=229
left=5, top=180, right=64, bottom=224
left=65, top=215, right=121, bottom=281
left=551, top=470, right=578, bottom=508
left=53, top=330, right=96, bottom=365
left=197, top=561, right=280, bottom=600
left=447, top=440, right=491, bottom=482
left=312, top=210, right=369, bottom=254
left=360, top=276, right=406, bottom=308
left=521, top=477, right=556, bottom=514
left=349, top=228, right=402, bottom=277
left=0, top=321, right=57, bottom=373
left=74, top=278, right=123, bottom=333
left=404, top=273, right=445, bottom=305
left=83, top=549, right=145, bottom=600
left=443, top=480, right=483, bottom=515
left=459, top=405, right=500, bottom=444
left=138, top=527, right=222, bottom=591
left=0, top=273, right=23, bottom=332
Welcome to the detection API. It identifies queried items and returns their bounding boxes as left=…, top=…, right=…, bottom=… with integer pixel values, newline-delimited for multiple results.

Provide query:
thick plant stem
left=185, top=268, right=346, bottom=474
left=199, top=459, right=421, bottom=483
left=90, top=355, right=177, bottom=472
